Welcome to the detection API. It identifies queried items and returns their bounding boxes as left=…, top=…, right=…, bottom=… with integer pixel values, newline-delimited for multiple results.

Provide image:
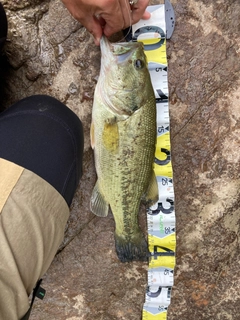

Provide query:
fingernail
left=94, top=37, right=100, bottom=46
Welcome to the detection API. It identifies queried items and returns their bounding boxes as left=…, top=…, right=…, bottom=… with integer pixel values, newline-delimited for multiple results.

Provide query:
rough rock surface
left=1, top=0, right=240, bottom=319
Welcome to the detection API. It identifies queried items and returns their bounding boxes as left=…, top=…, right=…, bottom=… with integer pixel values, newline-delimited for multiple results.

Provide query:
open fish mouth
left=100, top=36, right=143, bottom=63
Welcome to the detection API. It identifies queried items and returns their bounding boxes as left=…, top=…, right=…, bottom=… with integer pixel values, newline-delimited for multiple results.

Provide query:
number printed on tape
left=148, top=267, right=174, bottom=286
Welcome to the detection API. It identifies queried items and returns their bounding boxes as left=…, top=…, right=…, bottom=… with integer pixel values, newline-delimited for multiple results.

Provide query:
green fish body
left=90, top=36, right=158, bottom=262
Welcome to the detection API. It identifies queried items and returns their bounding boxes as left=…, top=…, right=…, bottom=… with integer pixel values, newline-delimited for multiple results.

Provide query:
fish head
left=99, top=36, right=153, bottom=117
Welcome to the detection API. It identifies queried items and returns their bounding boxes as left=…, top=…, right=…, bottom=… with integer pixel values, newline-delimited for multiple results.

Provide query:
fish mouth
left=98, top=36, right=144, bottom=117
left=100, top=36, right=142, bottom=63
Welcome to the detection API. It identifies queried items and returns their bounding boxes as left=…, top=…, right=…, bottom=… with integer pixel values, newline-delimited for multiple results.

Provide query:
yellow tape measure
left=132, top=3, right=175, bottom=319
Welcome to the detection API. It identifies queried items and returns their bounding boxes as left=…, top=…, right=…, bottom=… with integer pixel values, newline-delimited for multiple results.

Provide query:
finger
left=142, top=10, right=151, bottom=20
left=131, top=7, right=148, bottom=24
left=131, top=0, right=150, bottom=24
left=81, top=15, right=103, bottom=45
left=118, top=0, right=132, bottom=29
left=102, top=0, right=130, bottom=38
left=101, top=6, right=131, bottom=37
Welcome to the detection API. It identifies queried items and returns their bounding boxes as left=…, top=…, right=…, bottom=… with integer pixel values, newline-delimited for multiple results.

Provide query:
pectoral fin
left=143, top=171, right=159, bottom=207
left=102, top=117, right=119, bottom=153
left=90, top=181, right=109, bottom=217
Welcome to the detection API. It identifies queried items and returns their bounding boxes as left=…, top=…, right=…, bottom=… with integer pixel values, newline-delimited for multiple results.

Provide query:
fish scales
left=90, top=36, right=158, bottom=262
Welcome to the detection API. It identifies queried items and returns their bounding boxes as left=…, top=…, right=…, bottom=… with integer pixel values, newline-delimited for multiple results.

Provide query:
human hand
left=61, top=0, right=150, bottom=45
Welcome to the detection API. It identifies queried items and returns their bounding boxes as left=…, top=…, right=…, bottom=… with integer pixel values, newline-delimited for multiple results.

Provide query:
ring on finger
left=129, top=0, right=138, bottom=5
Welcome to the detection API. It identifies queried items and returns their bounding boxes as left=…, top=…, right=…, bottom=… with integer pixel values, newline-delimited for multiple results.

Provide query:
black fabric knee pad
left=0, top=95, right=84, bottom=206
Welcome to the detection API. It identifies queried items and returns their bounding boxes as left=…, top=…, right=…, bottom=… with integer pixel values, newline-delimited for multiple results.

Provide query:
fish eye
left=134, top=59, right=144, bottom=69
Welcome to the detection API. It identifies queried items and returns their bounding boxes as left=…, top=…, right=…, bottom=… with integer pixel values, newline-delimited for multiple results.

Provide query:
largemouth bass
left=90, top=36, right=158, bottom=262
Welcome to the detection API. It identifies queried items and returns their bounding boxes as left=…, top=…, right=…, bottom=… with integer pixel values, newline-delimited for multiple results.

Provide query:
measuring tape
left=131, top=2, right=176, bottom=319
